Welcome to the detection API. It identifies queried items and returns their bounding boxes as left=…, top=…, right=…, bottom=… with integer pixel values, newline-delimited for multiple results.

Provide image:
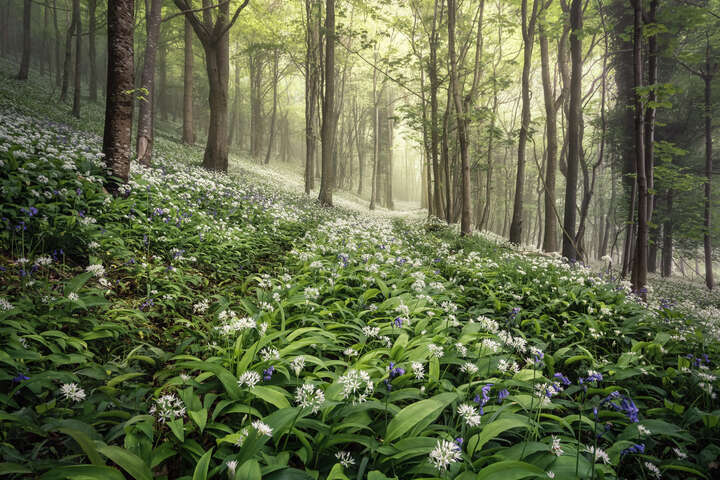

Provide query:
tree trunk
left=540, top=21, right=559, bottom=252
left=561, top=0, right=582, bottom=259
left=510, top=0, right=539, bottom=244
left=429, top=0, right=442, bottom=218
left=136, top=0, right=162, bottom=166
left=304, top=0, right=320, bottom=194
left=202, top=39, right=230, bottom=171
left=72, top=0, right=81, bottom=118
left=53, top=0, right=61, bottom=86
left=318, top=0, right=335, bottom=206
left=249, top=51, right=264, bottom=160
left=103, top=0, right=135, bottom=191
left=88, top=0, right=98, bottom=102
left=60, top=3, right=76, bottom=102
left=265, top=49, right=279, bottom=165
left=17, top=0, right=31, bottom=80
left=630, top=0, right=648, bottom=296
left=228, top=57, right=240, bottom=146
left=158, top=40, right=168, bottom=121
left=182, top=17, right=194, bottom=145
left=704, top=65, right=715, bottom=290
left=661, top=188, right=673, bottom=277
left=42, top=0, right=49, bottom=75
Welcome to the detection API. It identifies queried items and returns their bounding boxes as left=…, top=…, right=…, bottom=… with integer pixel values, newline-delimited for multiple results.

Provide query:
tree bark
left=561, top=0, right=582, bottom=259
left=318, top=0, right=336, bottom=206
left=60, top=2, right=76, bottom=102
left=103, top=0, right=135, bottom=191
left=509, top=0, right=540, bottom=244
left=249, top=50, right=264, bottom=160
left=136, top=0, right=163, bottom=166
left=17, top=0, right=31, bottom=80
left=265, top=49, right=279, bottom=165
left=52, top=0, right=61, bottom=86
left=304, top=0, right=320, bottom=194
left=182, top=17, right=194, bottom=145
left=703, top=59, right=715, bottom=290
left=429, top=0, right=443, bottom=217
left=71, top=0, right=81, bottom=118
left=630, top=0, right=648, bottom=296
left=661, top=188, right=673, bottom=277
left=88, top=0, right=98, bottom=102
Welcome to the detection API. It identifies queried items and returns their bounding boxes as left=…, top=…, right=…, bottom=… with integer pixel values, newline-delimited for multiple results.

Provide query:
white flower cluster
left=295, top=384, right=325, bottom=413
left=429, top=439, right=462, bottom=471
left=149, top=394, right=186, bottom=423
left=338, top=369, right=374, bottom=405
left=59, top=383, right=86, bottom=402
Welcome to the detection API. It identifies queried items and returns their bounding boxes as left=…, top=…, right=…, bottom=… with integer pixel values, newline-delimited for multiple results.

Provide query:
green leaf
left=264, top=468, right=315, bottom=480
left=468, top=415, right=531, bottom=452
left=326, top=463, right=350, bottom=480
left=97, top=444, right=153, bottom=480
left=0, top=463, right=33, bottom=475
left=107, top=372, right=145, bottom=388
left=178, top=361, right=241, bottom=400
left=385, top=392, right=456, bottom=443
left=168, top=418, right=184, bottom=442
left=192, top=448, right=213, bottom=480
left=251, top=385, right=290, bottom=409
left=189, top=408, right=208, bottom=433
left=40, top=465, right=126, bottom=480
left=236, top=458, right=262, bottom=480
left=367, top=472, right=398, bottom=480
left=476, top=461, right=545, bottom=480
left=58, top=428, right=105, bottom=466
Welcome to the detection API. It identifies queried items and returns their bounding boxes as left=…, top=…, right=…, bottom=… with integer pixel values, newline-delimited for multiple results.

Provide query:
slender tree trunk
left=265, top=49, right=279, bottom=165
left=72, top=0, right=81, bottom=118
left=182, top=17, right=194, bottom=145
left=318, top=0, right=335, bottom=206
left=17, top=0, right=31, bottom=80
left=228, top=58, right=240, bottom=146
left=158, top=40, right=168, bottom=121
left=510, top=0, right=539, bottom=243
left=561, top=0, right=582, bottom=259
left=201, top=38, right=230, bottom=171
left=704, top=65, right=715, bottom=290
left=630, top=0, right=648, bottom=296
left=103, top=0, right=135, bottom=191
left=136, top=0, right=162, bottom=166
left=370, top=68, right=379, bottom=210
left=88, top=0, right=98, bottom=101
left=661, top=188, right=673, bottom=277
left=42, top=0, right=49, bottom=75
left=60, top=3, right=76, bottom=102
left=304, top=0, right=320, bottom=194
left=429, top=0, right=442, bottom=218
left=540, top=21, right=559, bottom=252
left=53, top=0, right=61, bottom=86
left=249, top=52, right=264, bottom=160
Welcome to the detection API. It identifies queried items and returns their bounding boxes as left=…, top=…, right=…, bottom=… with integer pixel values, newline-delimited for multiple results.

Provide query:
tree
left=174, top=0, right=251, bottom=172
left=88, top=0, right=99, bottom=102
left=17, top=0, right=31, bottom=80
left=318, top=0, right=336, bottom=206
left=72, top=0, right=81, bottom=118
left=136, top=0, right=163, bottom=166
left=561, top=0, right=582, bottom=259
left=183, top=16, right=195, bottom=145
left=103, top=0, right=135, bottom=190
left=304, top=0, right=320, bottom=194
left=630, top=0, right=648, bottom=295
left=60, top=0, right=78, bottom=102
left=509, top=0, right=540, bottom=244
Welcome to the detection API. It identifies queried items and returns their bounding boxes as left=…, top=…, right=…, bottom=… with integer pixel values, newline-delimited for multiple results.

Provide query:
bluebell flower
left=554, top=372, right=571, bottom=386
left=454, top=437, right=464, bottom=447
left=12, top=374, right=29, bottom=382
left=263, top=366, right=275, bottom=381
left=620, top=443, right=645, bottom=456
left=497, top=389, right=509, bottom=404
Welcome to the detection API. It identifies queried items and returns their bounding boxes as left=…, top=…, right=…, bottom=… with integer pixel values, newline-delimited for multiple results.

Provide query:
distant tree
left=136, top=0, right=163, bottom=166
left=103, top=0, right=135, bottom=190
left=183, top=17, right=195, bottom=145
left=509, top=0, right=541, bottom=244
left=304, top=0, right=320, bottom=194
left=17, top=0, right=31, bottom=80
left=318, top=0, right=336, bottom=206
left=88, top=0, right=99, bottom=102
left=174, top=0, right=251, bottom=172
left=72, top=0, right=81, bottom=118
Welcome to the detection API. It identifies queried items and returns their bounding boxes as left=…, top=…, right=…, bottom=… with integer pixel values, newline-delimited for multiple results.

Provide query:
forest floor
left=1, top=63, right=720, bottom=480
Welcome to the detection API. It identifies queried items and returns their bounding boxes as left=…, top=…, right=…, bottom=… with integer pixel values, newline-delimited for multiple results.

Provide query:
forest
left=1, top=0, right=720, bottom=478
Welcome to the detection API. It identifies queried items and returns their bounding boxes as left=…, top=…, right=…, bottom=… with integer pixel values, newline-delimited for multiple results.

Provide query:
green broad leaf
left=236, top=459, right=262, bottom=480
left=189, top=408, right=208, bottom=432
left=367, top=471, right=398, bottom=480
left=107, top=372, right=145, bottom=388
left=40, top=465, right=126, bottom=480
left=661, top=464, right=708, bottom=479
left=58, top=428, right=105, bottom=466
left=150, top=442, right=177, bottom=468
left=326, top=464, right=350, bottom=480
left=0, top=463, right=33, bottom=475
left=468, top=415, right=531, bottom=452
left=476, top=461, right=545, bottom=480
left=168, top=418, right=185, bottom=442
left=192, top=448, right=213, bottom=480
left=264, top=468, right=315, bottom=480
left=178, top=361, right=241, bottom=400
left=96, top=444, right=153, bottom=480
left=385, top=392, right=456, bottom=443
left=64, top=271, right=94, bottom=294
left=251, top=386, right=290, bottom=409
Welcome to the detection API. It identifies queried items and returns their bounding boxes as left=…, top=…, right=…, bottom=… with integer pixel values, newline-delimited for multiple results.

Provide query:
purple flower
left=263, top=366, right=275, bottom=381
left=13, top=374, right=30, bottom=382
left=554, top=372, right=571, bottom=386
left=497, top=389, right=509, bottom=404
left=620, top=443, right=645, bottom=456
